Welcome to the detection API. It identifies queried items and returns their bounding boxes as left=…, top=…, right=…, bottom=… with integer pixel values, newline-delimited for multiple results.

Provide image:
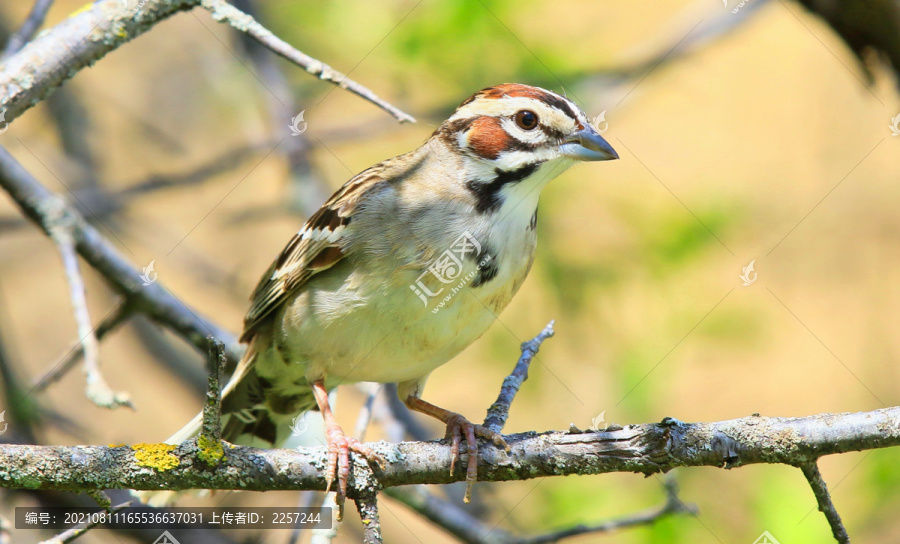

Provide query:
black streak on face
left=466, top=163, right=541, bottom=214
left=437, top=117, right=476, bottom=148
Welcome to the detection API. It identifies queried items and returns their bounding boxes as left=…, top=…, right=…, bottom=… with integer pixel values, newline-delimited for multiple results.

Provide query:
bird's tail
left=132, top=342, right=320, bottom=507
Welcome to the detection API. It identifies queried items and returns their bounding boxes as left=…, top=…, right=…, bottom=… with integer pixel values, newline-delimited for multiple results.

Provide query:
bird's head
left=434, top=83, right=618, bottom=213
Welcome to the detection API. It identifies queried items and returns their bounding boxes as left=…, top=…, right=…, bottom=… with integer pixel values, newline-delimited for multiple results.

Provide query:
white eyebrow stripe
left=449, top=96, right=580, bottom=127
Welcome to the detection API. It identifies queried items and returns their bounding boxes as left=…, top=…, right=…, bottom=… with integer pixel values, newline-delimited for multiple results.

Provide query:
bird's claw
left=443, top=413, right=508, bottom=503
left=324, top=424, right=384, bottom=518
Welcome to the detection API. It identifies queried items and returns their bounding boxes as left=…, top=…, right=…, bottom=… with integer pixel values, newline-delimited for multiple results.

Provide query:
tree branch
left=354, top=488, right=383, bottom=544
left=800, top=462, right=849, bottom=544
left=200, top=337, right=226, bottom=446
left=0, top=145, right=241, bottom=360
left=47, top=205, right=132, bottom=410
left=0, top=0, right=413, bottom=128
left=0, top=407, right=897, bottom=495
left=198, top=0, right=415, bottom=124
left=0, top=0, right=55, bottom=59
left=483, top=320, right=554, bottom=434
left=31, top=301, right=134, bottom=393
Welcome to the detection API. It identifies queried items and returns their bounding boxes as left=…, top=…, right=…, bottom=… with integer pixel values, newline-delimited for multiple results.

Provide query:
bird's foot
left=443, top=413, right=509, bottom=502
left=323, top=423, right=385, bottom=515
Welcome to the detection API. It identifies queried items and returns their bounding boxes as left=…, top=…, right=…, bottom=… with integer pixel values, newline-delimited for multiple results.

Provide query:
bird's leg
left=311, top=380, right=384, bottom=512
left=404, top=395, right=508, bottom=502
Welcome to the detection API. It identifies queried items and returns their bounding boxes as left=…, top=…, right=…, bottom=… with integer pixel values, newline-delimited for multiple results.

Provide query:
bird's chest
left=278, top=194, right=540, bottom=384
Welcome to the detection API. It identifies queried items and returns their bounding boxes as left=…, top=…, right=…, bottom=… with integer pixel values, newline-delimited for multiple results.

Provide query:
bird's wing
left=239, top=166, right=386, bottom=342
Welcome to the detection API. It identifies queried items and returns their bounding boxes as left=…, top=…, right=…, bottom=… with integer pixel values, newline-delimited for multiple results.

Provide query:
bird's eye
left=514, top=110, right=538, bottom=130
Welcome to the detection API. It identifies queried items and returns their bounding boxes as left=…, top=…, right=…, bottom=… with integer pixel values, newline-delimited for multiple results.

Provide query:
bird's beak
left=560, top=126, right=619, bottom=161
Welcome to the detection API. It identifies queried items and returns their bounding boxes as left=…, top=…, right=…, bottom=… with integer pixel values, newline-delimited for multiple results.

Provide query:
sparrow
left=138, top=83, right=618, bottom=507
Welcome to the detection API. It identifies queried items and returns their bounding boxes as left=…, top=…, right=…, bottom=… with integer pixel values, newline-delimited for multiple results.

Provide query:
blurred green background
left=1, top=0, right=899, bottom=542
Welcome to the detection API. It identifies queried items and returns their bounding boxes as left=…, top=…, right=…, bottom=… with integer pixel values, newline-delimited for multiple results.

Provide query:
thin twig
left=46, top=200, right=132, bottom=410
left=518, top=476, right=696, bottom=544
left=31, top=301, right=134, bottom=392
left=352, top=384, right=382, bottom=540
left=384, top=486, right=514, bottom=544
left=385, top=476, right=694, bottom=544
left=0, top=0, right=413, bottom=127
left=354, top=383, right=381, bottom=440
left=198, top=0, right=415, bottom=123
left=375, top=383, right=431, bottom=442
left=801, top=462, right=850, bottom=544
left=200, top=336, right=226, bottom=445
left=355, top=488, right=383, bottom=544
left=0, top=0, right=55, bottom=59
left=37, top=501, right=131, bottom=544
left=483, top=321, right=555, bottom=433
left=0, top=145, right=241, bottom=361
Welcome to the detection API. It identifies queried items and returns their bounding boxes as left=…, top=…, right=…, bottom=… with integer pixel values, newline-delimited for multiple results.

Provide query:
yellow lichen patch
left=108, top=444, right=126, bottom=448
left=132, top=443, right=179, bottom=471
left=69, top=4, right=94, bottom=19
left=197, top=435, right=224, bottom=466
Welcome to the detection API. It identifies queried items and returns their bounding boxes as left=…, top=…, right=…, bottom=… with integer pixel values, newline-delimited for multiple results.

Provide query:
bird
left=136, top=83, right=618, bottom=507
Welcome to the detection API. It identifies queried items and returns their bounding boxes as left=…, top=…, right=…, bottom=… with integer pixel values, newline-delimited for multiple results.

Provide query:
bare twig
left=46, top=200, right=132, bottom=410
left=355, top=488, right=383, bottom=544
left=374, top=383, right=431, bottom=442
left=518, top=476, right=695, bottom=544
left=231, top=0, right=331, bottom=217
left=352, top=384, right=382, bottom=539
left=37, top=501, right=131, bottom=544
left=198, top=0, right=415, bottom=124
left=483, top=321, right=555, bottom=433
left=354, top=383, right=381, bottom=440
left=32, top=301, right=134, bottom=393
left=0, top=0, right=413, bottom=128
left=115, top=140, right=278, bottom=199
left=200, top=336, right=226, bottom=446
left=800, top=462, right=850, bottom=544
left=385, top=476, right=694, bottom=544
left=0, top=145, right=241, bottom=361
left=384, top=486, right=515, bottom=544
left=0, top=0, right=55, bottom=59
